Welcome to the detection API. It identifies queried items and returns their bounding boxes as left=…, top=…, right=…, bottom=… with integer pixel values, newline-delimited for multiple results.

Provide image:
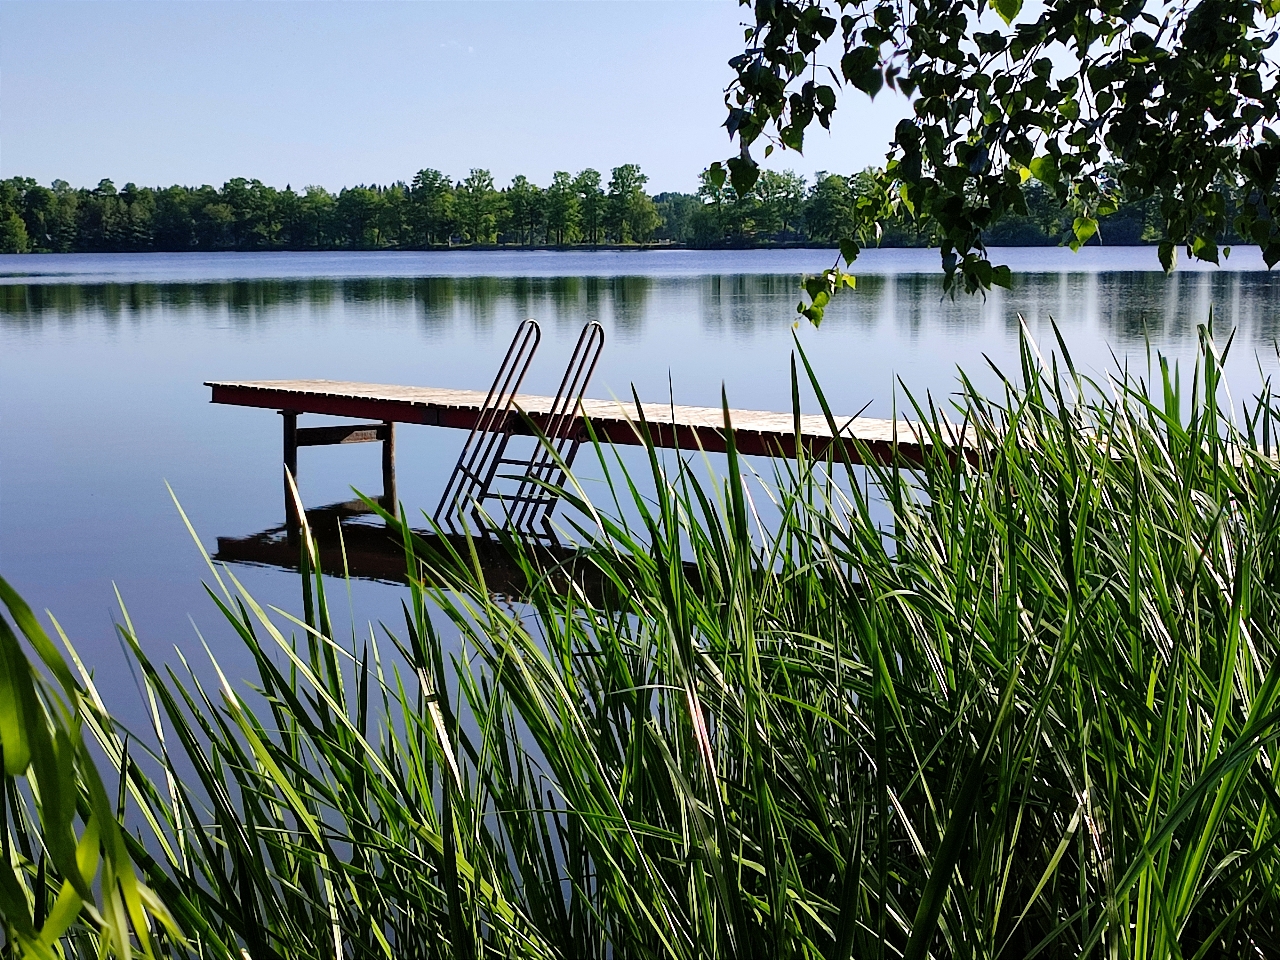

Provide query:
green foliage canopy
left=606, top=164, right=661, bottom=243
left=545, top=170, right=582, bottom=244
left=410, top=168, right=456, bottom=245
left=456, top=169, right=504, bottom=244
left=724, top=0, right=1280, bottom=299
left=0, top=164, right=1184, bottom=253
left=574, top=169, right=608, bottom=244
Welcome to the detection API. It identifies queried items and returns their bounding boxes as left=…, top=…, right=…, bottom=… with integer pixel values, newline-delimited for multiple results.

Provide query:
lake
left=3, top=247, right=1278, bottom=717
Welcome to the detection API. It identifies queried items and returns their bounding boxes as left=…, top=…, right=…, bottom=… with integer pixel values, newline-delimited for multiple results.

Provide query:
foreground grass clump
left=4, top=327, right=1280, bottom=959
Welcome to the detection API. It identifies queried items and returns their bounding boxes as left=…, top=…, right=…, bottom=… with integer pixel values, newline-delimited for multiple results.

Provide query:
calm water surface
left=3, top=247, right=1278, bottom=719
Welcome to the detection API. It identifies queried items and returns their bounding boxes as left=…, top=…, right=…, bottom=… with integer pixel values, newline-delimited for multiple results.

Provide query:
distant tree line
left=0, top=163, right=1193, bottom=254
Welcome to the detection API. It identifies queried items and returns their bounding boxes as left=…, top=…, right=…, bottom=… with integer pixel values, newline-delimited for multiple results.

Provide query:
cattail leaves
left=6, top=325, right=1280, bottom=956
left=0, top=575, right=180, bottom=958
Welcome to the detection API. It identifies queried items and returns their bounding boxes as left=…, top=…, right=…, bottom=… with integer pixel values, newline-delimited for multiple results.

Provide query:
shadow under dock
left=213, top=499, right=678, bottom=603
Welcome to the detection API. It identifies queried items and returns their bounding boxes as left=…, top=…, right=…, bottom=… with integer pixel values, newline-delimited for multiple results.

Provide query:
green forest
left=2, top=163, right=1173, bottom=255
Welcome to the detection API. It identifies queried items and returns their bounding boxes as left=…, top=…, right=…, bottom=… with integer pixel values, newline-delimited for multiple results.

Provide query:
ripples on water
left=5, top=268, right=1280, bottom=351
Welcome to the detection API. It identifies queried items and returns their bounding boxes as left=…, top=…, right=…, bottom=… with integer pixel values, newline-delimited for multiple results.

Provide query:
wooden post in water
left=381, top=421, right=397, bottom=518
left=281, top=410, right=299, bottom=536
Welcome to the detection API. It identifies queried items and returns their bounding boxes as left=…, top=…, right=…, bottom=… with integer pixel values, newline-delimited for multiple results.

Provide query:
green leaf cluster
left=726, top=0, right=1280, bottom=294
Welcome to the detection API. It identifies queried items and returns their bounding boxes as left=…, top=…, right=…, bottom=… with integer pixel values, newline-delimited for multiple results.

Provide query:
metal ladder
left=434, top=319, right=604, bottom=539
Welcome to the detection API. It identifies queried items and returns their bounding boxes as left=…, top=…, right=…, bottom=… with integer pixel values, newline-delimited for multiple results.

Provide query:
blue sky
left=0, top=1, right=913, bottom=194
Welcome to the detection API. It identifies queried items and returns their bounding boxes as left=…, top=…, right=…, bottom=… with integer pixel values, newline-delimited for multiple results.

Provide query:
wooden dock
left=206, top=378, right=961, bottom=465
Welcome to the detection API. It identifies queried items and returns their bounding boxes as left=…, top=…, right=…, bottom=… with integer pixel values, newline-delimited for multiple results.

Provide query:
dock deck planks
left=206, top=378, right=967, bottom=465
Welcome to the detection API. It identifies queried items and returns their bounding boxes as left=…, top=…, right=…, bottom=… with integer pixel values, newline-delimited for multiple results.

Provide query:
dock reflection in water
left=213, top=498, right=616, bottom=601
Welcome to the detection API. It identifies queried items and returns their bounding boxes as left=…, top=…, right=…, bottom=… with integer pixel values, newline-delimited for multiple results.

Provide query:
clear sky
left=0, top=1, right=913, bottom=195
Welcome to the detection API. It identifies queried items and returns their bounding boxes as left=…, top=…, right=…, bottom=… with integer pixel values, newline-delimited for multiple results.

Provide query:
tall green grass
left=3, top=324, right=1280, bottom=958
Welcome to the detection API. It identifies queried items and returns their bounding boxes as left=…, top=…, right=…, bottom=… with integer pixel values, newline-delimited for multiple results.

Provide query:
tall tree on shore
left=693, top=164, right=764, bottom=241
left=0, top=211, right=30, bottom=253
left=151, top=184, right=195, bottom=251
left=337, top=186, right=387, bottom=249
left=117, top=182, right=158, bottom=250
left=44, top=180, right=80, bottom=252
left=0, top=180, right=32, bottom=253
left=545, top=171, right=581, bottom=245
left=504, top=175, right=545, bottom=245
left=6, top=178, right=59, bottom=251
left=573, top=169, right=606, bottom=245
left=653, top=192, right=699, bottom=243
left=409, top=169, right=455, bottom=246
left=693, top=166, right=731, bottom=244
left=756, top=169, right=807, bottom=238
left=221, top=178, right=283, bottom=249
left=804, top=173, right=856, bottom=244
left=456, top=169, right=503, bottom=244
left=606, top=164, right=660, bottom=243
left=294, top=186, right=338, bottom=249
left=78, top=180, right=133, bottom=252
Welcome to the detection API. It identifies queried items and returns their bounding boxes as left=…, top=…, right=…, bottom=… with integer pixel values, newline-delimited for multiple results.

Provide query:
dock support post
left=281, top=410, right=299, bottom=535
left=381, top=421, right=397, bottom=518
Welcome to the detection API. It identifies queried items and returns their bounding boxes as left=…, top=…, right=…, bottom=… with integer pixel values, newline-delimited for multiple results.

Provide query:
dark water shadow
left=214, top=498, right=689, bottom=604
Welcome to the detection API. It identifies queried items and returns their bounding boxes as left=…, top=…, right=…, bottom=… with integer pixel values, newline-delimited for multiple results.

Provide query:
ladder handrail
left=433, top=318, right=540, bottom=528
left=506, top=321, right=605, bottom=534
left=435, top=319, right=605, bottom=541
